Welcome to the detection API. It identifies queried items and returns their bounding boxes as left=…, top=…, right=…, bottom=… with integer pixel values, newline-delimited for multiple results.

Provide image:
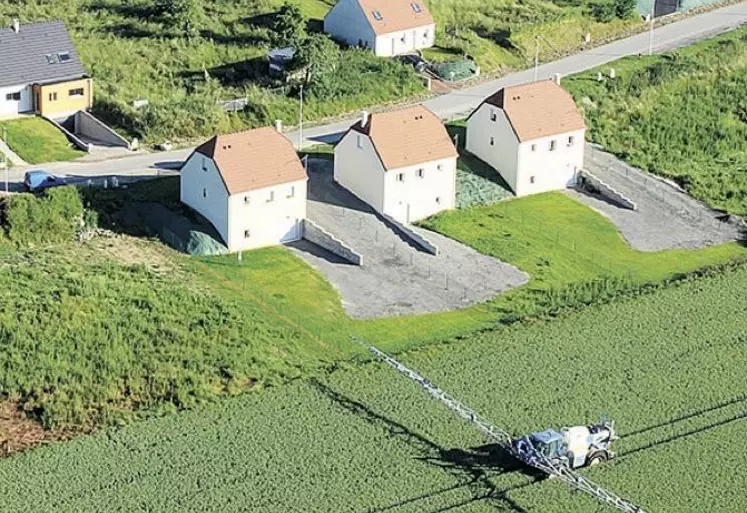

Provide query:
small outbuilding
left=267, top=46, right=296, bottom=77
left=180, top=127, right=308, bottom=252
left=334, top=105, right=458, bottom=224
left=466, top=79, right=586, bottom=197
left=324, top=0, right=436, bottom=57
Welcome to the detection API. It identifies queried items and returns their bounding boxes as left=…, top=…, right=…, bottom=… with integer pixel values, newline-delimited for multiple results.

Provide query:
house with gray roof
left=0, top=19, right=93, bottom=118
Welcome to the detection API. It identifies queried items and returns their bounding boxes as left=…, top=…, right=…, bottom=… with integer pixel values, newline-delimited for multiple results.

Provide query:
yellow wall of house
left=35, top=78, right=93, bottom=117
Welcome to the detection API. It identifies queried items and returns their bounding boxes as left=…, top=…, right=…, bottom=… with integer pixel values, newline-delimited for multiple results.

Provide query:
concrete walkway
left=0, top=138, right=27, bottom=167
left=569, top=145, right=744, bottom=251
left=288, top=159, right=528, bottom=318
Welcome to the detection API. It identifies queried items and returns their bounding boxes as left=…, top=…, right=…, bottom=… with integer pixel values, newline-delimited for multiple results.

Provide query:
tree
left=613, top=0, right=637, bottom=19
left=158, top=0, right=204, bottom=40
left=272, top=2, right=307, bottom=48
left=295, top=33, right=341, bottom=87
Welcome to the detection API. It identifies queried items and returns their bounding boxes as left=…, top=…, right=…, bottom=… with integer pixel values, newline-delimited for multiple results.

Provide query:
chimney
left=553, top=73, right=562, bottom=85
left=274, top=119, right=283, bottom=133
left=12, top=18, right=20, bottom=34
left=360, top=110, right=369, bottom=127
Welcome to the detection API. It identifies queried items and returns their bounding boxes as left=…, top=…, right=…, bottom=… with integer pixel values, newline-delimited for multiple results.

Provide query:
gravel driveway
left=569, top=145, right=744, bottom=251
left=288, top=158, right=528, bottom=319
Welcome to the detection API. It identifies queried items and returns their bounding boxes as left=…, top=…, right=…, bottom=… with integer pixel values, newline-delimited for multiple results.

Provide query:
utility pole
left=298, top=84, right=304, bottom=150
left=648, top=2, right=656, bottom=55
left=2, top=126, right=8, bottom=194
left=534, top=36, right=540, bottom=81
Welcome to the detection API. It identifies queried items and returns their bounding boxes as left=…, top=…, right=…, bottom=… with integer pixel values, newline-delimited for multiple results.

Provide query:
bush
left=1, top=187, right=84, bottom=246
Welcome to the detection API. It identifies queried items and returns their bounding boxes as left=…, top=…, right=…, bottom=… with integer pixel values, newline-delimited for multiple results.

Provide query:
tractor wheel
left=588, top=452, right=608, bottom=467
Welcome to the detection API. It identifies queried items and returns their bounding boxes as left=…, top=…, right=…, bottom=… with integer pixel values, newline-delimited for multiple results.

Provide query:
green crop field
left=0, top=0, right=643, bottom=143
left=564, top=25, right=747, bottom=215
left=2, top=261, right=746, bottom=512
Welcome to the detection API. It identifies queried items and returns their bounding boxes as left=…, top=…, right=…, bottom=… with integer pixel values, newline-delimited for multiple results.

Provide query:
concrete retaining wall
left=302, top=219, right=363, bottom=265
left=73, top=111, right=130, bottom=148
left=578, top=170, right=638, bottom=211
left=43, top=115, right=91, bottom=152
left=382, top=214, right=439, bottom=255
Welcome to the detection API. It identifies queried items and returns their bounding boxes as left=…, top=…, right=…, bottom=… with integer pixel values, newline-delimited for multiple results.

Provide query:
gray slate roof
left=0, top=20, right=87, bottom=88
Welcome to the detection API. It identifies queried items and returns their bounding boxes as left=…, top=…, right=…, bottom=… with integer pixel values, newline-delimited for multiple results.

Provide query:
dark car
left=23, top=170, right=68, bottom=192
left=397, top=54, right=428, bottom=73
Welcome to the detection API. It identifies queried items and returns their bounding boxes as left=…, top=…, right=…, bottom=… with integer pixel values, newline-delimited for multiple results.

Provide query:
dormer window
left=411, top=2, right=422, bottom=13
left=372, top=10, right=383, bottom=20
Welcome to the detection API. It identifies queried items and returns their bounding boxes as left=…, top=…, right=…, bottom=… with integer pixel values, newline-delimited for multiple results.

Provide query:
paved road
left=9, top=1, right=746, bottom=184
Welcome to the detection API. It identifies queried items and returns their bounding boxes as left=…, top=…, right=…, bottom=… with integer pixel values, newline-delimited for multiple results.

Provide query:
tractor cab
left=529, top=429, right=568, bottom=459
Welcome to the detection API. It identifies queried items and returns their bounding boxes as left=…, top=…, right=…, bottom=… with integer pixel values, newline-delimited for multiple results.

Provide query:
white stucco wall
left=466, top=105, right=520, bottom=192
left=0, top=84, right=33, bottom=117
left=466, top=103, right=585, bottom=196
left=374, top=24, right=436, bottom=57
left=324, top=0, right=376, bottom=49
left=226, top=178, right=307, bottom=251
left=180, top=152, right=230, bottom=246
left=334, top=129, right=386, bottom=212
left=515, top=129, right=585, bottom=196
left=382, top=156, right=457, bottom=223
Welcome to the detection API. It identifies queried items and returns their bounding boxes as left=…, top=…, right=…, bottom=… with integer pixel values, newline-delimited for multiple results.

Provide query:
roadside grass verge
left=563, top=25, right=747, bottom=215
left=0, top=117, right=82, bottom=164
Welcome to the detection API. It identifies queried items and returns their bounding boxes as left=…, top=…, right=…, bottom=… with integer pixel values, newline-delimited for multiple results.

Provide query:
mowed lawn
left=191, top=191, right=746, bottom=354
left=0, top=117, right=82, bottom=164
left=3, top=259, right=747, bottom=512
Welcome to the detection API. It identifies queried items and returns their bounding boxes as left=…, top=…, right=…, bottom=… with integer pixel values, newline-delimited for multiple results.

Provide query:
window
left=48, top=92, right=58, bottom=102
left=244, top=230, right=251, bottom=239
left=423, top=29, right=429, bottom=38
left=68, top=88, right=84, bottom=97
left=401, top=34, right=406, bottom=43
left=244, top=195, right=250, bottom=204
left=416, top=168, right=424, bottom=179
left=437, top=164, right=443, bottom=171
left=267, top=190, right=275, bottom=202
left=202, top=188, right=207, bottom=198
left=372, top=10, right=383, bottom=20
left=287, top=185, right=295, bottom=198
left=396, top=173, right=405, bottom=182
left=490, top=137, right=495, bottom=146
left=435, top=196, right=442, bottom=204
left=531, top=143, right=537, bottom=152
left=549, top=140, right=557, bottom=151
left=5, top=92, right=21, bottom=101
left=411, top=2, right=423, bottom=13
left=530, top=176, right=536, bottom=184
left=202, top=158, right=208, bottom=172
left=45, top=54, right=59, bottom=64
left=57, top=52, right=71, bottom=63
left=357, top=134, right=363, bottom=149
left=567, top=135, right=575, bottom=146
left=490, top=109, right=497, bottom=122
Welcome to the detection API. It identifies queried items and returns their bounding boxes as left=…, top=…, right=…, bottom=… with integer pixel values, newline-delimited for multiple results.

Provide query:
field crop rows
left=2, top=259, right=746, bottom=512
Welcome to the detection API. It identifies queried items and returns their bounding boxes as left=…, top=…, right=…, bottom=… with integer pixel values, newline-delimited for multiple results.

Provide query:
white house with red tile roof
left=180, top=127, right=308, bottom=252
left=324, top=0, right=436, bottom=57
left=466, top=79, right=587, bottom=197
left=334, top=105, right=458, bottom=223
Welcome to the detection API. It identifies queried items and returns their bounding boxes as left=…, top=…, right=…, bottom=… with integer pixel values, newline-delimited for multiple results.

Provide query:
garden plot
left=570, top=145, right=744, bottom=251
left=290, top=158, right=528, bottom=318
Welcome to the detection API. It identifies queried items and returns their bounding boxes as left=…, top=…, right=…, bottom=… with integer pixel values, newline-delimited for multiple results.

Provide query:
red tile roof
left=195, top=128, right=307, bottom=195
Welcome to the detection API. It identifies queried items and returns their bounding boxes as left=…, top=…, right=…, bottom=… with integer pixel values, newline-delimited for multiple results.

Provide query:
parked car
left=396, top=54, right=428, bottom=73
left=23, top=170, right=68, bottom=192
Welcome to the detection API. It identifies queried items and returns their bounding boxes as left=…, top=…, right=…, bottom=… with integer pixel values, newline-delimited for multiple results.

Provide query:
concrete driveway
left=288, top=158, right=528, bottom=319
left=569, top=145, right=744, bottom=251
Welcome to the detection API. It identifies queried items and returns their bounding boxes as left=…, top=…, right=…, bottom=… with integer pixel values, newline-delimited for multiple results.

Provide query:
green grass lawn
left=0, top=117, right=82, bottom=164
left=4, top=260, right=747, bottom=512
left=563, top=26, right=747, bottom=215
